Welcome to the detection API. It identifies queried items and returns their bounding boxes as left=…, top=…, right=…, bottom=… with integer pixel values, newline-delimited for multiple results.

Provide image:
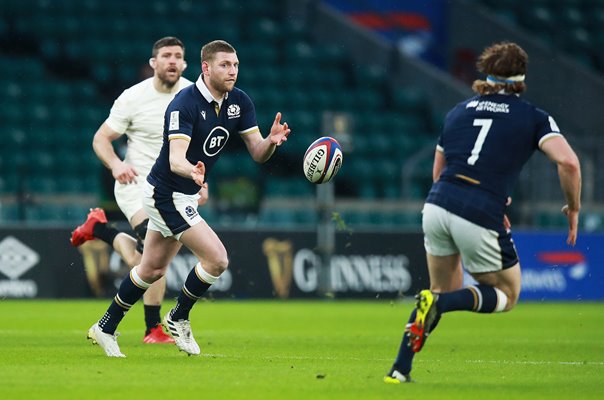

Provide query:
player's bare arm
left=92, top=122, right=139, bottom=184
left=168, top=137, right=206, bottom=186
left=540, top=136, right=582, bottom=245
left=432, top=148, right=446, bottom=182
left=242, top=112, right=291, bottom=163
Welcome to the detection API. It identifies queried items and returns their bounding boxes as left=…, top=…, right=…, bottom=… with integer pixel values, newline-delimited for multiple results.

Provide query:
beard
left=157, top=70, right=181, bottom=88
left=209, top=75, right=235, bottom=93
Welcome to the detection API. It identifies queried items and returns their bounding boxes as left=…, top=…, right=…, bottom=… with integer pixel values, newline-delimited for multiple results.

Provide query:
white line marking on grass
left=201, top=353, right=361, bottom=361
left=464, top=359, right=604, bottom=366
left=199, top=354, right=604, bottom=367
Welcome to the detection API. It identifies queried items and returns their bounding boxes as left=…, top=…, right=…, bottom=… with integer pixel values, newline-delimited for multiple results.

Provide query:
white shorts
left=114, top=177, right=146, bottom=223
left=142, top=181, right=202, bottom=240
left=422, top=203, right=518, bottom=273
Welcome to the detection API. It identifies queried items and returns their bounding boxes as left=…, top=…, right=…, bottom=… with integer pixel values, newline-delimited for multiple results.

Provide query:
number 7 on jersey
left=467, top=118, right=493, bottom=166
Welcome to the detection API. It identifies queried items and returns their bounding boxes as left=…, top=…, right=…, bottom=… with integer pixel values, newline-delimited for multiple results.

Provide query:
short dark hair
left=472, top=42, right=528, bottom=95
left=201, top=40, right=236, bottom=63
left=151, top=37, right=185, bottom=58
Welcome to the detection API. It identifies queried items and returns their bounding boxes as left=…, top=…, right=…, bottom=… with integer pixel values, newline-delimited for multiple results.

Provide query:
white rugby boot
left=87, top=323, right=126, bottom=358
left=162, top=312, right=201, bottom=356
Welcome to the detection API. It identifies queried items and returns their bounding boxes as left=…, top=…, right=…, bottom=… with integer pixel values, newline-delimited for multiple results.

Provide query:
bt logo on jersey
left=209, top=137, right=226, bottom=148
left=203, top=126, right=230, bottom=157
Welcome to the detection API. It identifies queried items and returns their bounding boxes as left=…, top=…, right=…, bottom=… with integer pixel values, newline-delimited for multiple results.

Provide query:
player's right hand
left=269, top=112, right=291, bottom=146
left=561, top=205, right=579, bottom=246
left=191, top=161, right=205, bottom=187
left=112, top=161, right=138, bottom=184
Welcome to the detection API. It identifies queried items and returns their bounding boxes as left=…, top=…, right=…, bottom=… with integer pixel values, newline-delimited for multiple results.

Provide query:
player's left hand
left=191, top=161, right=205, bottom=187
left=197, top=182, right=209, bottom=206
left=269, top=112, right=290, bottom=146
left=561, top=204, right=579, bottom=246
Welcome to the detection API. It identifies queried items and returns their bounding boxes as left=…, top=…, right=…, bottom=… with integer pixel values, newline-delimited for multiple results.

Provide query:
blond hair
left=201, top=40, right=236, bottom=62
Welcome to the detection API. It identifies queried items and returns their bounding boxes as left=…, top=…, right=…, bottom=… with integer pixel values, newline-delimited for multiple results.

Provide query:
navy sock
left=98, top=272, right=148, bottom=335
left=437, top=284, right=501, bottom=314
left=392, top=292, right=448, bottom=375
left=392, top=309, right=417, bottom=375
left=92, top=223, right=120, bottom=246
left=170, top=265, right=213, bottom=321
left=144, top=305, right=161, bottom=333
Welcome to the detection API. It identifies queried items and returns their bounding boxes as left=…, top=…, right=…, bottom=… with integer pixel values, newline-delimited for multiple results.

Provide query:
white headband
left=486, top=74, right=526, bottom=85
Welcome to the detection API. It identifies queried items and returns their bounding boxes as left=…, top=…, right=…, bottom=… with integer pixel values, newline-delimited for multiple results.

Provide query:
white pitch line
left=463, top=359, right=604, bottom=366
left=197, top=354, right=604, bottom=366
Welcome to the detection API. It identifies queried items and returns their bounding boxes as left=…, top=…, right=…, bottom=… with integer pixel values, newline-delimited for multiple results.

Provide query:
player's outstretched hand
left=191, top=161, right=206, bottom=187
left=113, top=161, right=138, bottom=184
left=269, top=112, right=291, bottom=146
left=561, top=204, right=579, bottom=246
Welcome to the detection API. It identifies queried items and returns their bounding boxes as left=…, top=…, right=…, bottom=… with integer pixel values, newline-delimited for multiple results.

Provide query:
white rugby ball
left=303, top=136, right=343, bottom=184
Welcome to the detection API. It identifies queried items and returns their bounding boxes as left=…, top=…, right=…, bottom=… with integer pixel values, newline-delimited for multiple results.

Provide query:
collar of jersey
left=196, top=75, right=228, bottom=107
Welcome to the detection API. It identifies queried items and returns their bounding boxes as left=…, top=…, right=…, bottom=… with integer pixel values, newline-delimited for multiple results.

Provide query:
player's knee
left=147, top=267, right=168, bottom=282
left=215, top=255, right=229, bottom=274
left=137, top=264, right=167, bottom=283
left=205, top=254, right=229, bottom=276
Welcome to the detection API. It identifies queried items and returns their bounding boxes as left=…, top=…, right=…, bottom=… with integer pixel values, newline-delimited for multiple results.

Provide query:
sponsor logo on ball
left=306, top=148, right=325, bottom=181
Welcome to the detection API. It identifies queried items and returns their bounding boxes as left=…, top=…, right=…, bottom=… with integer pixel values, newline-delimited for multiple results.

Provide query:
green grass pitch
left=0, top=300, right=602, bottom=399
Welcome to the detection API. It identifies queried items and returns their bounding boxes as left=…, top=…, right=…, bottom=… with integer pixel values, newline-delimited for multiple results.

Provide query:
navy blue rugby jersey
left=148, top=78, right=259, bottom=195
left=426, top=93, right=563, bottom=230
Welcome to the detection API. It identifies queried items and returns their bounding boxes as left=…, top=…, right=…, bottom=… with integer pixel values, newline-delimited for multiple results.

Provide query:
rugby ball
left=303, top=136, right=343, bottom=184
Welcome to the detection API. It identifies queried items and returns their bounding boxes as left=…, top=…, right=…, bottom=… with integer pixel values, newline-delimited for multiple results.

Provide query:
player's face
left=207, top=52, right=239, bottom=94
left=153, top=45, right=186, bottom=87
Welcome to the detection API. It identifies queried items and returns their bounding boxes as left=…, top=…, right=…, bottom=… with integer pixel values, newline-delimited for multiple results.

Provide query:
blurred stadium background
left=0, top=0, right=603, bottom=301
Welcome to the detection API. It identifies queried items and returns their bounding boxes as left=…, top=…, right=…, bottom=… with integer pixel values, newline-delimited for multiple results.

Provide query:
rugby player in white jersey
left=71, top=37, right=205, bottom=344
left=384, top=42, right=581, bottom=383
left=87, top=39, right=290, bottom=357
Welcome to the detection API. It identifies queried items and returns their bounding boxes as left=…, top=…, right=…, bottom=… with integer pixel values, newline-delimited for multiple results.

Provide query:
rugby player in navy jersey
left=385, top=42, right=581, bottom=383
left=87, top=40, right=290, bottom=357
left=72, top=37, right=195, bottom=344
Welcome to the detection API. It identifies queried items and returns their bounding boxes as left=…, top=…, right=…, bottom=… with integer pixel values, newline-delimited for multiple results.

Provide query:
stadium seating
left=0, top=0, right=437, bottom=228
left=479, top=0, right=604, bottom=73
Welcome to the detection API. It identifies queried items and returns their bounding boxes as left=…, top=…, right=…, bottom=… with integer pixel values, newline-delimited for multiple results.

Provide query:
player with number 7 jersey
left=426, top=92, right=563, bottom=231
left=385, top=42, right=581, bottom=384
